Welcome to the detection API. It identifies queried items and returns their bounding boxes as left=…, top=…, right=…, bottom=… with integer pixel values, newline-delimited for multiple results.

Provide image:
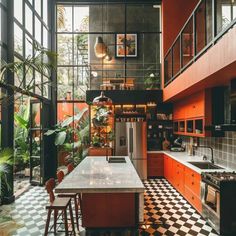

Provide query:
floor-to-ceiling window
left=13, top=0, right=53, bottom=186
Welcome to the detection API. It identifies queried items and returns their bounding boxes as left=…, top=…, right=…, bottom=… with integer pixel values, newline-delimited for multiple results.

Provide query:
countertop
left=147, top=150, right=234, bottom=174
left=55, top=156, right=145, bottom=194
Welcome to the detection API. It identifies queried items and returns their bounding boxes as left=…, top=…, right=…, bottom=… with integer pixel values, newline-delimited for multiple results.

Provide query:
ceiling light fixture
left=94, top=36, right=107, bottom=58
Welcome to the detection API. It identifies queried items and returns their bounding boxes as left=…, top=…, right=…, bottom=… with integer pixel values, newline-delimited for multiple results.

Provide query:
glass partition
left=164, top=50, right=172, bottom=84
left=173, top=37, right=181, bottom=76
left=196, top=1, right=207, bottom=53
left=181, top=17, right=194, bottom=67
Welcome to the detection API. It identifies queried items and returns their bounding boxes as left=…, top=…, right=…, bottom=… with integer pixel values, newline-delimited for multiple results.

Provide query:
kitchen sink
left=108, top=157, right=126, bottom=163
left=188, top=161, right=224, bottom=170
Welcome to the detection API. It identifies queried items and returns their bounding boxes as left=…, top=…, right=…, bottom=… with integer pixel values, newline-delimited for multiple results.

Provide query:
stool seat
left=46, top=197, right=71, bottom=209
left=58, top=193, right=77, bottom=198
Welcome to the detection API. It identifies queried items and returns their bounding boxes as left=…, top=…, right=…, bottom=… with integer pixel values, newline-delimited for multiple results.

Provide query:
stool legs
left=74, top=196, right=79, bottom=230
left=63, top=209, right=69, bottom=236
left=44, top=209, right=51, bottom=236
left=69, top=202, right=76, bottom=234
left=53, top=209, right=58, bottom=233
left=44, top=205, right=75, bottom=236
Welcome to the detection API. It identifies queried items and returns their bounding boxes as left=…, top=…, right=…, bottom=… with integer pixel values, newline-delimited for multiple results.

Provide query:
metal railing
left=164, top=0, right=236, bottom=87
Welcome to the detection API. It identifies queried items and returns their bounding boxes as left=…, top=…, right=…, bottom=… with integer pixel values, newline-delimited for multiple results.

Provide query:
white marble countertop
left=147, top=150, right=234, bottom=174
left=55, top=156, right=145, bottom=194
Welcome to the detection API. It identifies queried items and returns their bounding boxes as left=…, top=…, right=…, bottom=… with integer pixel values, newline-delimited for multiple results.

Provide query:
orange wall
left=162, top=0, right=199, bottom=56
left=163, top=26, right=236, bottom=102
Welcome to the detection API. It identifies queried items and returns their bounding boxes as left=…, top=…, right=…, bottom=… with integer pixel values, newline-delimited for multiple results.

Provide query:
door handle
left=129, top=127, right=133, bottom=153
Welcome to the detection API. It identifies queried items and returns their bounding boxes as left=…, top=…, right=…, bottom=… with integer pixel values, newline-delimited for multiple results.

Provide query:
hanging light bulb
left=94, top=36, right=107, bottom=58
left=104, top=54, right=112, bottom=62
left=92, top=91, right=112, bottom=105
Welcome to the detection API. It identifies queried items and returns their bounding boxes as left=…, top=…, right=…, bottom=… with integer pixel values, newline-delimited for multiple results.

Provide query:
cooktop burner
left=202, top=171, right=236, bottom=186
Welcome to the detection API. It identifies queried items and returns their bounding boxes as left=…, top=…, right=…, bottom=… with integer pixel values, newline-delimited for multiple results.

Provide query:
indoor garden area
left=1, top=0, right=235, bottom=236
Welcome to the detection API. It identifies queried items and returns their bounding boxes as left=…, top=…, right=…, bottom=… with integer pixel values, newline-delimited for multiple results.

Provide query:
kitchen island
left=55, top=156, right=145, bottom=228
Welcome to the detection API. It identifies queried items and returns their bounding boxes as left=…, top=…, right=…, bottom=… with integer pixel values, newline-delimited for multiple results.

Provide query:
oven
left=201, top=173, right=236, bottom=236
left=201, top=181, right=220, bottom=233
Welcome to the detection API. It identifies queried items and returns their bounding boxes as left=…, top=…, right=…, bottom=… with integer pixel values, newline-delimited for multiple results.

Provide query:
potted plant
left=144, top=66, right=161, bottom=90
left=92, top=106, right=111, bottom=127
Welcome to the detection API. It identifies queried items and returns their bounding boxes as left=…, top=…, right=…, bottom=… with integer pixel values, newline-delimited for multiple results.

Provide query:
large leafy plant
left=0, top=148, right=13, bottom=200
left=14, top=99, right=37, bottom=171
left=45, top=107, right=89, bottom=165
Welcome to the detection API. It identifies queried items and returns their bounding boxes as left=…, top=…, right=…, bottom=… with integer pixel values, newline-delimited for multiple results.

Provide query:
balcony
left=164, top=0, right=236, bottom=88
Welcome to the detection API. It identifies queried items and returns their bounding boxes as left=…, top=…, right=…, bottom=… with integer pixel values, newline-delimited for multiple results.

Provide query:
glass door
left=29, top=100, right=42, bottom=185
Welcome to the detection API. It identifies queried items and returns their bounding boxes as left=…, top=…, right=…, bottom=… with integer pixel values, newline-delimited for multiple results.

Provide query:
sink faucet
left=193, top=146, right=214, bottom=164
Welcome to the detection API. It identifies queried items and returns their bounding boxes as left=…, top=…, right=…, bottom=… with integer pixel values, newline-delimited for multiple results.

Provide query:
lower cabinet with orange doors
left=147, top=153, right=164, bottom=178
left=163, top=154, right=202, bottom=213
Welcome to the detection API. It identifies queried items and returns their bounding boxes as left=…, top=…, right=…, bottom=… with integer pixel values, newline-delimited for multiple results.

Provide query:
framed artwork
left=115, top=33, right=138, bottom=58
left=182, top=33, right=193, bottom=57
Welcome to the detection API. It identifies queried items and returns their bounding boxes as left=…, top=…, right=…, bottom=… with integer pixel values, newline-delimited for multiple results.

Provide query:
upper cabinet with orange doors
left=173, top=90, right=212, bottom=137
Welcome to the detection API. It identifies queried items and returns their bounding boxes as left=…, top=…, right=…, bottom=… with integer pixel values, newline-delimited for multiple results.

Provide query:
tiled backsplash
left=183, top=132, right=236, bottom=170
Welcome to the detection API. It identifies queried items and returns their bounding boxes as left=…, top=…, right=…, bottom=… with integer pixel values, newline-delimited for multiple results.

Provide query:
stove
left=201, top=171, right=236, bottom=188
left=201, top=171, right=236, bottom=235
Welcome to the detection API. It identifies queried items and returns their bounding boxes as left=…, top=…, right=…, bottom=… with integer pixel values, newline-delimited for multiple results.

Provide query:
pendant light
left=92, top=91, right=112, bottom=105
left=94, top=36, right=107, bottom=58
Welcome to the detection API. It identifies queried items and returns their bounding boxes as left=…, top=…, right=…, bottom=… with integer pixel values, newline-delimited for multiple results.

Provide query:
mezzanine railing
left=164, top=0, right=236, bottom=87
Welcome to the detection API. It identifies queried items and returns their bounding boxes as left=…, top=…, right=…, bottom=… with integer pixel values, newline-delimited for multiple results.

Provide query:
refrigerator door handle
left=129, top=127, right=133, bottom=154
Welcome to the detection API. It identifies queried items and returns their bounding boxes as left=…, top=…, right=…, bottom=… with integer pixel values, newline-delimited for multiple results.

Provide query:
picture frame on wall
left=115, top=33, right=138, bottom=58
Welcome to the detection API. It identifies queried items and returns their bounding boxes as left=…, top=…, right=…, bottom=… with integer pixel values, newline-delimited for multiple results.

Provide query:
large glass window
left=56, top=3, right=161, bottom=100
left=13, top=0, right=51, bottom=99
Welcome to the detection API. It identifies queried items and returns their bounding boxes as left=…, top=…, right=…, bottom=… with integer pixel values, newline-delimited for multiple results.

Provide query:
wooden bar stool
left=57, top=170, right=80, bottom=230
left=44, top=178, right=75, bottom=236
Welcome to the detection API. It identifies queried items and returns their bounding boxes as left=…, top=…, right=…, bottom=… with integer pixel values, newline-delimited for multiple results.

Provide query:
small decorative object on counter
left=162, top=138, right=170, bottom=150
left=162, top=132, right=170, bottom=150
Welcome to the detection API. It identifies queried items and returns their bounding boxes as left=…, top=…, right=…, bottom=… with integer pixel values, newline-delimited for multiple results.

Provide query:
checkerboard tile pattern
left=6, top=179, right=219, bottom=236
left=141, top=179, right=218, bottom=236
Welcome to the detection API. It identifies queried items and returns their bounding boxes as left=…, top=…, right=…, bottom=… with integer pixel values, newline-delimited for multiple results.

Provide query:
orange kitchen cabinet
left=164, top=154, right=202, bottom=213
left=147, top=153, right=164, bottom=177
left=185, top=166, right=201, bottom=196
left=164, top=154, right=173, bottom=183
left=174, top=161, right=185, bottom=195
left=184, top=186, right=202, bottom=213
left=173, top=90, right=212, bottom=137
left=184, top=166, right=202, bottom=213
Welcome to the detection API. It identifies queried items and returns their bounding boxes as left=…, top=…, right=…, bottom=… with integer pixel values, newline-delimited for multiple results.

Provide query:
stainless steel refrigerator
left=115, top=121, right=147, bottom=180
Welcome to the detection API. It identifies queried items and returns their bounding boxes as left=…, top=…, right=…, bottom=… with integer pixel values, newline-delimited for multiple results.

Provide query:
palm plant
left=0, top=148, right=13, bottom=201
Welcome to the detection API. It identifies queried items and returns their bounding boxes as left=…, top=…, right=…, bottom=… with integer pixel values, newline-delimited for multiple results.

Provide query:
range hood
left=205, top=80, right=236, bottom=132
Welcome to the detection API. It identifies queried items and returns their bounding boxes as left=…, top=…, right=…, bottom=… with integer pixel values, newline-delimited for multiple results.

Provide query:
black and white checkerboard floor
left=5, top=179, right=218, bottom=236
left=141, top=179, right=218, bottom=236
